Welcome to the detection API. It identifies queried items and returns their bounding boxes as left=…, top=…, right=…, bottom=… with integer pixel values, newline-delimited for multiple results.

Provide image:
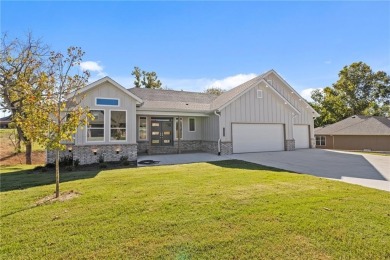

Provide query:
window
left=110, top=111, right=126, bottom=141
left=189, top=118, right=195, bottom=132
left=175, top=117, right=183, bottom=139
left=96, top=98, right=119, bottom=106
left=87, top=110, right=104, bottom=142
left=257, top=90, right=263, bottom=98
left=139, top=117, right=147, bottom=140
left=316, top=136, right=326, bottom=146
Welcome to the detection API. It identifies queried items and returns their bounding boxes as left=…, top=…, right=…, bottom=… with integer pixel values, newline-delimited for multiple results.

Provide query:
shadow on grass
left=207, top=159, right=297, bottom=173
left=0, top=168, right=100, bottom=192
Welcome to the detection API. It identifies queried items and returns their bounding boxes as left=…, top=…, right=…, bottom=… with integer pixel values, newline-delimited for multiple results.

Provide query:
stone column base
left=285, top=139, right=295, bottom=151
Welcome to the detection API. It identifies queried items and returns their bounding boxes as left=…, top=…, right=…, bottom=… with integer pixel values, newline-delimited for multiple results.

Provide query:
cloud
left=324, top=60, right=332, bottom=64
left=205, top=73, right=258, bottom=90
left=299, top=88, right=322, bottom=102
left=80, top=61, right=106, bottom=77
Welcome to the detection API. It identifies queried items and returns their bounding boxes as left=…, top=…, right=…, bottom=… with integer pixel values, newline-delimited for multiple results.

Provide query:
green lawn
left=1, top=160, right=389, bottom=259
left=0, top=128, right=45, bottom=152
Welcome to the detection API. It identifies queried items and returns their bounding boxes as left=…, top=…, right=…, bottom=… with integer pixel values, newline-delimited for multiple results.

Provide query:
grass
left=1, top=160, right=390, bottom=259
left=0, top=128, right=45, bottom=153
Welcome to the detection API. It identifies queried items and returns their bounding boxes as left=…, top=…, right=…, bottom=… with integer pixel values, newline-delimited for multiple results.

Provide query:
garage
left=293, top=125, right=310, bottom=149
left=232, top=123, right=285, bottom=153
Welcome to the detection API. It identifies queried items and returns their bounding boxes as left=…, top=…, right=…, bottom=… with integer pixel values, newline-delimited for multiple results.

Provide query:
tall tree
left=16, top=47, right=91, bottom=198
left=131, top=66, right=162, bottom=89
left=311, top=62, right=390, bottom=127
left=131, top=66, right=142, bottom=88
left=0, top=33, right=50, bottom=164
left=205, top=87, right=225, bottom=96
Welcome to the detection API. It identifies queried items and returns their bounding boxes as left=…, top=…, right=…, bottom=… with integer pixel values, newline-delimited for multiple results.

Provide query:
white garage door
left=232, top=123, right=284, bottom=153
left=293, top=125, right=309, bottom=149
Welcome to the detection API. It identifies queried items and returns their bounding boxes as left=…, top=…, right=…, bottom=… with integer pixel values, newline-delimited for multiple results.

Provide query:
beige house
left=48, top=70, right=319, bottom=165
left=315, top=115, right=390, bottom=151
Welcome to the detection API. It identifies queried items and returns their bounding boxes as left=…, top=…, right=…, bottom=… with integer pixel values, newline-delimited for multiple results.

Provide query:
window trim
left=257, top=89, right=263, bottom=98
left=174, top=117, right=183, bottom=140
left=109, top=109, right=127, bottom=142
left=188, top=118, right=196, bottom=132
left=86, top=109, right=105, bottom=143
left=138, top=116, right=148, bottom=141
left=316, top=136, right=326, bottom=146
left=95, top=97, right=120, bottom=107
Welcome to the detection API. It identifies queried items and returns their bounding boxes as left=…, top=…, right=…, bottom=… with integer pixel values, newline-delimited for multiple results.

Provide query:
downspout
left=214, top=110, right=221, bottom=156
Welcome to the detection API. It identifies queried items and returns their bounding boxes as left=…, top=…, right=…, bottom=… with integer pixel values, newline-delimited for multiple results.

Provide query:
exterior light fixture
left=115, top=146, right=121, bottom=154
left=68, top=146, right=73, bottom=153
left=92, top=148, right=98, bottom=155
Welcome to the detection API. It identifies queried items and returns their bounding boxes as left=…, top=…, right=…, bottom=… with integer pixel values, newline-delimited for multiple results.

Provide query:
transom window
left=316, top=136, right=326, bottom=146
left=110, top=111, right=126, bottom=141
left=139, top=117, right=147, bottom=140
left=189, top=118, right=195, bottom=132
left=96, top=98, right=119, bottom=106
left=87, top=110, right=104, bottom=142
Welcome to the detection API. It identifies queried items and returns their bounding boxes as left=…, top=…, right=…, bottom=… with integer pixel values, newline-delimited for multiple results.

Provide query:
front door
left=151, top=118, right=173, bottom=146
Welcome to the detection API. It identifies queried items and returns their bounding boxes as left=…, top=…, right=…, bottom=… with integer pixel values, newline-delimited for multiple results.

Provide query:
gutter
left=214, top=110, right=221, bottom=156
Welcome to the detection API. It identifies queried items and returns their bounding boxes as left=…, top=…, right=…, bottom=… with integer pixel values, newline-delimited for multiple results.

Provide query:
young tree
left=131, top=66, right=162, bottom=89
left=205, top=87, right=225, bottom=96
left=17, top=47, right=91, bottom=198
left=0, top=33, right=50, bottom=164
left=311, top=62, right=390, bottom=127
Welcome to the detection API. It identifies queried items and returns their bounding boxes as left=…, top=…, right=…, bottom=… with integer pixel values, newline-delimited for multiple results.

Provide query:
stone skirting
left=47, top=144, right=137, bottom=165
left=201, top=141, right=219, bottom=154
left=310, top=138, right=316, bottom=148
left=285, top=139, right=295, bottom=151
left=220, top=142, right=233, bottom=155
left=147, top=140, right=203, bottom=155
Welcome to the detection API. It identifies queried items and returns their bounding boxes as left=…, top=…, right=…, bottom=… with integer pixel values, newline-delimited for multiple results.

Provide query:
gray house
left=47, top=70, right=319, bottom=165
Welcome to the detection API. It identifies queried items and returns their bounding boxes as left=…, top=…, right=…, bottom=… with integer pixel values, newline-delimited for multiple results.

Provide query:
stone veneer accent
left=47, top=144, right=137, bottom=165
left=285, top=139, right=295, bottom=151
left=147, top=140, right=203, bottom=155
left=201, top=141, right=219, bottom=154
left=220, top=142, right=233, bottom=155
left=310, top=138, right=316, bottom=148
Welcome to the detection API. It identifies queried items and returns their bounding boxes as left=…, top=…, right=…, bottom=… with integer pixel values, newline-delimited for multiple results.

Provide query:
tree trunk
left=55, top=150, right=60, bottom=198
left=25, top=142, right=32, bottom=165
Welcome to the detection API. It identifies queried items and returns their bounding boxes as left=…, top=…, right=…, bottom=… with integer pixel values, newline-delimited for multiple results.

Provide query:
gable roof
left=79, top=77, right=143, bottom=104
left=128, top=88, right=217, bottom=112
left=314, top=115, right=390, bottom=136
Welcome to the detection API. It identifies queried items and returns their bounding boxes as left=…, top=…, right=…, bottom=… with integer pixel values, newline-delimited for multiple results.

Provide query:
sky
left=1, top=1, right=390, bottom=102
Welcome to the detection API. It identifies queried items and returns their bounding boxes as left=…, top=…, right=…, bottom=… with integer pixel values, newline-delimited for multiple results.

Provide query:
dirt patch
left=36, top=190, right=80, bottom=205
left=0, top=129, right=46, bottom=166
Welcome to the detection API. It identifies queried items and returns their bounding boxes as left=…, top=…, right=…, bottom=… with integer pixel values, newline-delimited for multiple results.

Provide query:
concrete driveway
left=229, top=149, right=390, bottom=192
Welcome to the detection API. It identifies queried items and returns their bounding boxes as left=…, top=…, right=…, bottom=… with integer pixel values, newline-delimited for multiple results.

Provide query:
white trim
left=257, top=89, right=263, bottom=98
left=109, top=109, right=128, bottom=142
left=138, top=116, right=148, bottom=141
left=316, top=135, right=326, bottom=146
left=86, top=109, right=105, bottom=143
left=188, top=117, right=196, bottom=132
left=136, top=110, right=210, bottom=117
left=261, top=79, right=301, bottom=115
left=95, top=97, right=120, bottom=107
left=75, top=76, right=143, bottom=104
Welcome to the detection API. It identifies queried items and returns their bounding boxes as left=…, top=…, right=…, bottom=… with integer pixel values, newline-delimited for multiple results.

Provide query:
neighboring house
left=314, top=115, right=390, bottom=151
left=0, top=115, right=11, bottom=129
left=47, top=69, right=319, bottom=165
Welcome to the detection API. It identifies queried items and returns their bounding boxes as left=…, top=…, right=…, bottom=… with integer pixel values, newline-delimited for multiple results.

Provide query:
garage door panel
left=232, top=124, right=284, bottom=153
left=293, top=125, right=309, bottom=149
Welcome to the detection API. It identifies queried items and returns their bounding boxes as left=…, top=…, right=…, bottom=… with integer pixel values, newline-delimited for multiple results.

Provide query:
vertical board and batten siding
left=75, top=82, right=137, bottom=145
left=201, top=114, right=219, bottom=141
left=220, top=81, right=294, bottom=142
left=264, top=74, right=316, bottom=139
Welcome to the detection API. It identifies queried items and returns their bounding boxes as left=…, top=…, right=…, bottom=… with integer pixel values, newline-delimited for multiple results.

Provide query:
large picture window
left=139, top=116, right=147, bottom=140
left=87, top=110, right=104, bottom=142
left=111, top=111, right=127, bottom=141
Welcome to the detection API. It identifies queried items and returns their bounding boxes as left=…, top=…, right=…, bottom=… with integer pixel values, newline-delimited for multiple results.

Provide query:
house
left=47, top=70, right=319, bottom=165
left=0, top=115, right=11, bottom=129
left=314, top=115, right=390, bottom=151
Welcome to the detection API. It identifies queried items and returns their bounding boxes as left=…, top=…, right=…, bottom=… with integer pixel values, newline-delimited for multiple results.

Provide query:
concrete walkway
left=137, top=150, right=390, bottom=192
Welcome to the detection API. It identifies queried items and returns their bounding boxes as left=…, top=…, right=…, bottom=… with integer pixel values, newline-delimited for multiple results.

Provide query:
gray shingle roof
left=314, top=115, right=390, bottom=136
left=128, top=88, right=217, bottom=112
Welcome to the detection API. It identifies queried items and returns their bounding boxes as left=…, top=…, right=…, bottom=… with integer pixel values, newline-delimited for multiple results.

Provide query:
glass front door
left=151, top=118, right=173, bottom=146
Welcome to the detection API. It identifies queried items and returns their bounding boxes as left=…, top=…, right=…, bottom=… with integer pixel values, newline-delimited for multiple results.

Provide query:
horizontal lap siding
left=316, top=135, right=390, bottom=151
